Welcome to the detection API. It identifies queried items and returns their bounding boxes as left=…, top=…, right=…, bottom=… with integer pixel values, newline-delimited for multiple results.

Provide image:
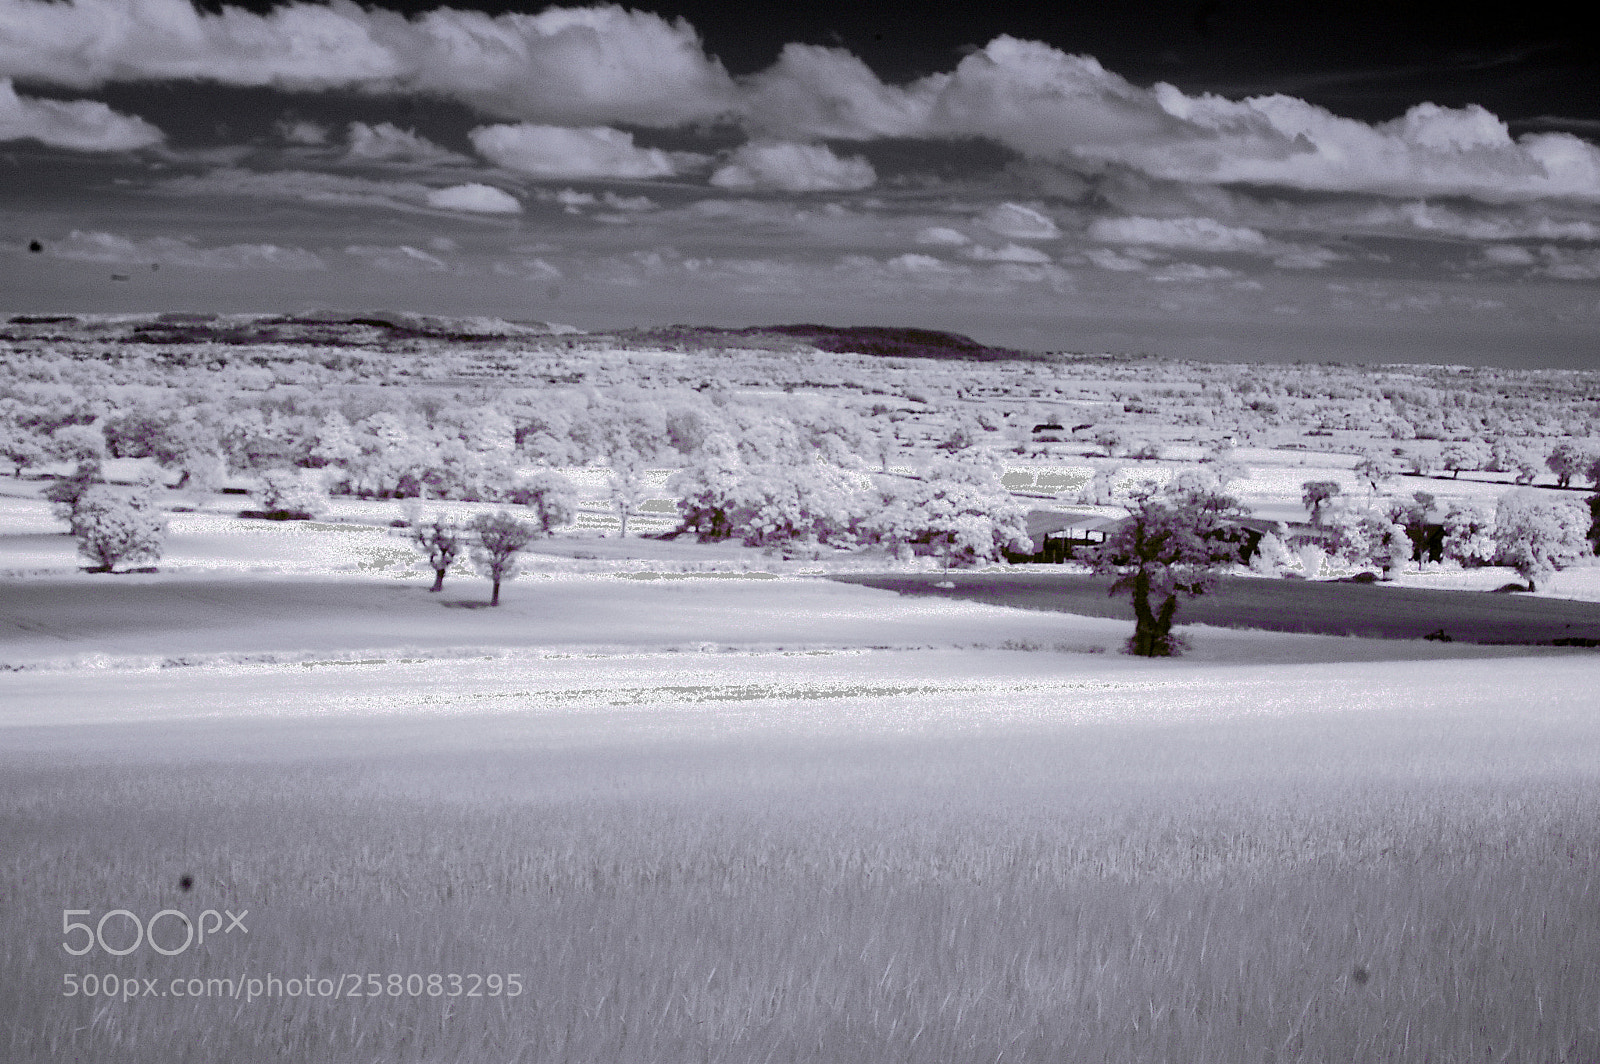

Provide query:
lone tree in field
left=1090, top=482, right=1246, bottom=657
left=70, top=483, right=167, bottom=573
left=1301, top=480, right=1341, bottom=524
left=407, top=511, right=465, bottom=592
left=1545, top=442, right=1587, bottom=489
left=468, top=510, right=537, bottom=606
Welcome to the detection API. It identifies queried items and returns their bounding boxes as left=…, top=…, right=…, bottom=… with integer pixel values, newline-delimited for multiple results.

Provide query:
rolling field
left=4, top=573, right=1600, bottom=1062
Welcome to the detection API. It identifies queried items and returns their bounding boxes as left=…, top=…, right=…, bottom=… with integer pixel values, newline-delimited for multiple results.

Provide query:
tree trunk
left=490, top=578, right=501, bottom=606
left=618, top=510, right=629, bottom=538
left=1128, top=570, right=1181, bottom=657
left=431, top=568, right=446, bottom=592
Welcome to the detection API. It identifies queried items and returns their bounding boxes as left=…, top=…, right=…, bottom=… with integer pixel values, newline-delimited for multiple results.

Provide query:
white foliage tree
left=71, top=483, right=167, bottom=572
left=1442, top=500, right=1497, bottom=567
left=1493, top=490, right=1590, bottom=591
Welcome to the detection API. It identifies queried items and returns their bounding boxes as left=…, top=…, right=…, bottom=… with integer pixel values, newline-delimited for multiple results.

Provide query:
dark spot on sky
left=1351, top=964, right=1370, bottom=985
left=28, top=240, right=42, bottom=253
left=179, top=874, right=194, bottom=891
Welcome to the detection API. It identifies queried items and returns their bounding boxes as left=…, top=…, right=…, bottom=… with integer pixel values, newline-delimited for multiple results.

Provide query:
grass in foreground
left=3, top=704, right=1598, bottom=1063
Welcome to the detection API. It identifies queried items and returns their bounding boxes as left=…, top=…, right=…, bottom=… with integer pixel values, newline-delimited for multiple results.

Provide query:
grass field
left=4, top=623, right=1600, bottom=1062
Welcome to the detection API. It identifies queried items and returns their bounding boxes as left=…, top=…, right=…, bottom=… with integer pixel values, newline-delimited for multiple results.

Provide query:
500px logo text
left=63, top=909, right=248, bottom=956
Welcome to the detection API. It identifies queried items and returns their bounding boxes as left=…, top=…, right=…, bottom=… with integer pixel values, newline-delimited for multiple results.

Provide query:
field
left=5, top=328, right=1600, bottom=1061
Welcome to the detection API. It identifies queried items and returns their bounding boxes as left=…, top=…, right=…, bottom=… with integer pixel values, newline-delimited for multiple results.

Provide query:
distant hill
left=2, top=311, right=577, bottom=346
left=618, top=324, right=1045, bottom=362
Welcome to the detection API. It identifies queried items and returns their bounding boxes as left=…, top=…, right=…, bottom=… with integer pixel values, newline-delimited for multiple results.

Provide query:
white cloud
left=1482, top=244, right=1537, bottom=266
left=885, top=252, right=967, bottom=274
left=741, top=43, right=936, bottom=140
left=1532, top=246, right=1600, bottom=280
left=1084, top=247, right=1148, bottom=272
left=425, top=182, right=521, bottom=214
left=346, top=122, right=466, bottom=165
left=743, top=32, right=1600, bottom=205
left=52, top=229, right=325, bottom=269
left=0, top=77, right=161, bottom=151
left=276, top=118, right=329, bottom=145
left=962, top=242, right=1052, bottom=263
left=978, top=202, right=1060, bottom=240
left=0, top=0, right=736, bottom=126
left=709, top=141, right=875, bottom=193
left=1089, top=215, right=1268, bottom=253
left=1150, top=262, right=1238, bottom=282
left=914, top=226, right=970, bottom=246
left=344, top=243, right=451, bottom=272
left=157, top=168, right=438, bottom=213
left=1382, top=202, right=1600, bottom=242
left=470, top=124, right=685, bottom=179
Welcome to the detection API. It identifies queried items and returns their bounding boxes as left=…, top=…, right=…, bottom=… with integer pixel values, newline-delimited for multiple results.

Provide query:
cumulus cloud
left=1089, top=215, right=1268, bottom=253
left=158, top=167, right=436, bottom=213
left=346, top=121, right=466, bottom=165
left=709, top=141, right=875, bottom=193
left=345, top=243, right=451, bottom=272
left=1482, top=244, right=1537, bottom=266
left=978, top=203, right=1060, bottom=241
left=276, top=117, right=329, bottom=145
left=470, top=123, right=686, bottom=179
left=0, top=77, right=162, bottom=150
left=741, top=43, right=935, bottom=140
left=0, top=0, right=736, bottom=126
left=962, top=242, right=1052, bottom=263
left=52, top=229, right=325, bottom=269
left=741, top=33, right=1600, bottom=205
left=1380, top=202, right=1600, bottom=242
left=914, top=226, right=971, bottom=246
left=1083, top=248, right=1148, bottom=271
left=424, top=182, right=521, bottom=214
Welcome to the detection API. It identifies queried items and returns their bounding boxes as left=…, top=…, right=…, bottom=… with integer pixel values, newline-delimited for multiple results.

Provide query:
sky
left=1, top=0, right=1598, bottom=366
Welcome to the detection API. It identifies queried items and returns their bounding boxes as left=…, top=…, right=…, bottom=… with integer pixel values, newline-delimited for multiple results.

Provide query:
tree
left=468, top=510, right=537, bottom=606
left=44, top=459, right=104, bottom=526
left=1546, top=441, right=1587, bottom=489
left=1442, top=500, right=1496, bottom=567
left=505, top=470, right=577, bottom=533
left=1440, top=441, right=1485, bottom=479
left=1088, top=483, right=1246, bottom=657
left=1587, top=454, right=1600, bottom=492
left=605, top=457, right=650, bottom=539
left=0, top=421, right=47, bottom=478
left=1353, top=450, right=1400, bottom=494
left=252, top=468, right=326, bottom=520
left=70, top=484, right=167, bottom=572
left=407, top=511, right=465, bottom=592
left=1301, top=480, right=1341, bottom=524
left=1493, top=490, right=1589, bottom=591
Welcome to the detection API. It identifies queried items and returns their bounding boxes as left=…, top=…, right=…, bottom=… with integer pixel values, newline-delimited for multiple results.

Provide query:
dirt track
left=833, top=572, right=1600, bottom=645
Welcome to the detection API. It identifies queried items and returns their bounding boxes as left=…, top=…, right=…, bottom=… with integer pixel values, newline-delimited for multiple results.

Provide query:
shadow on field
left=833, top=572, right=1600, bottom=646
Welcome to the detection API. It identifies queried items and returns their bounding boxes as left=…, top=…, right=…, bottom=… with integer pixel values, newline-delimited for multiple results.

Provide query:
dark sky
left=3, top=0, right=1598, bottom=365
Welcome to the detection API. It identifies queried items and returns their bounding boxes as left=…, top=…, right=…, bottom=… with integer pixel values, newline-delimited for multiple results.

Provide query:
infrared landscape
left=4, top=0, right=1600, bottom=1059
